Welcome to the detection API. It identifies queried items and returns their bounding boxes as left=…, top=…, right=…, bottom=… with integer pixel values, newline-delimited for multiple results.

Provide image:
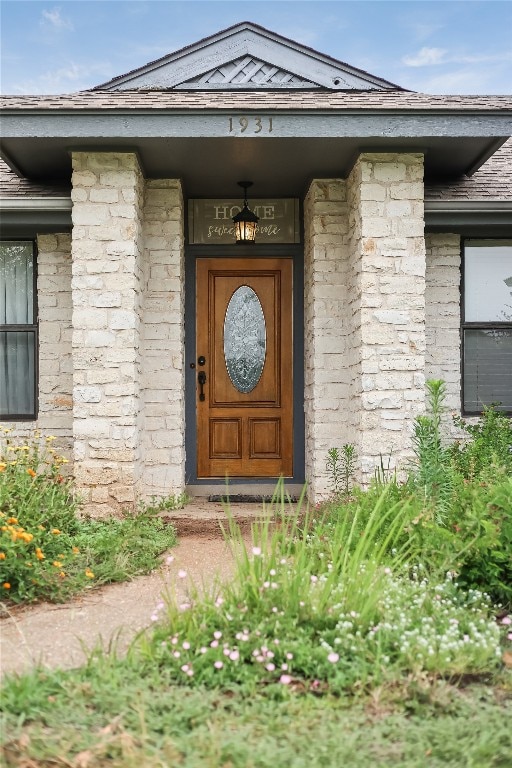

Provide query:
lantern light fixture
left=232, top=181, right=259, bottom=243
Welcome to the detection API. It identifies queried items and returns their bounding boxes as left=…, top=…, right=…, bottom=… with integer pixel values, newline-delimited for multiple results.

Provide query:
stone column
left=347, top=153, right=426, bottom=479
left=303, top=180, right=351, bottom=502
left=71, top=152, right=144, bottom=516
left=141, top=180, right=185, bottom=498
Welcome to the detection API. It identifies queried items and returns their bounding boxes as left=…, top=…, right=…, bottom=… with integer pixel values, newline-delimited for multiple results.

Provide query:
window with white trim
left=0, top=241, right=37, bottom=419
left=463, top=240, right=512, bottom=414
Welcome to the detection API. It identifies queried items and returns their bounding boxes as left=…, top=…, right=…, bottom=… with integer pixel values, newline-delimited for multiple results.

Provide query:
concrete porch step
left=161, top=498, right=303, bottom=537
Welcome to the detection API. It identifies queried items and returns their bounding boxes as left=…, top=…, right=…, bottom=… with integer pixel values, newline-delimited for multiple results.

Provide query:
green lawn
left=1, top=665, right=511, bottom=767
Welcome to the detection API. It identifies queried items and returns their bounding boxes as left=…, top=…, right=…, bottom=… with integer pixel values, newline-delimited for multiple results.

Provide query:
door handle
left=198, top=370, right=207, bottom=401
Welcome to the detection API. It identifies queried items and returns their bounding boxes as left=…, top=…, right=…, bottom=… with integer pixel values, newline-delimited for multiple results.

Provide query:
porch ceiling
left=0, top=134, right=508, bottom=197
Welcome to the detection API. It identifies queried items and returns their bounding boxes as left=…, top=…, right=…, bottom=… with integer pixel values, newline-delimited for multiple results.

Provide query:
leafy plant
left=450, top=405, right=512, bottom=481
left=0, top=428, right=177, bottom=603
left=409, top=379, right=455, bottom=521
left=326, top=443, right=357, bottom=497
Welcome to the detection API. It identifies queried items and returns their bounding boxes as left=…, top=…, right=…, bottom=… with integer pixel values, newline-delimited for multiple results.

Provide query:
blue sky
left=1, top=0, right=511, bottom=94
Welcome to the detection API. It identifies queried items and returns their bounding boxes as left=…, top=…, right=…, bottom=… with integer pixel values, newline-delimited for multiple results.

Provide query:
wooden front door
left=196, top=257, right=293, bottom=478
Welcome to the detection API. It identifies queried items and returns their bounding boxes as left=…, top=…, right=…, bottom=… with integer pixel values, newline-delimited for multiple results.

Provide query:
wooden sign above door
left=188, top=199, right=300, bottom=244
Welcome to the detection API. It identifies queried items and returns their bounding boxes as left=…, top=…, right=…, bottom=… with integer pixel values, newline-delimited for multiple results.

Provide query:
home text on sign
left=189, top=199, right=300, bottom=244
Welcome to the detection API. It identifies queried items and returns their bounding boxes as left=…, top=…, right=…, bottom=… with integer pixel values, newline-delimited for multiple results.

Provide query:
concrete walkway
left=0, top=502, right=271, bottom=678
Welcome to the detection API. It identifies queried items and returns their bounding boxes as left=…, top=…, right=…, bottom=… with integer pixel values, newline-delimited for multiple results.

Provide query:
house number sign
left=228, top=116, right=273, bottom=135
left=189, top=198, right=300, bottom=244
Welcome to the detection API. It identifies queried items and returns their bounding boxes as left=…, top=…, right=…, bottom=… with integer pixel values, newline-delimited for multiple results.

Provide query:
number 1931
left=228, top=117, right=273, bottom=134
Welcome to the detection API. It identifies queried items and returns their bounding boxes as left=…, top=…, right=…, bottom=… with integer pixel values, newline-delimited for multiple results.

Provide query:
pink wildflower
left=214, top=661, right=223, bottom=669
left=252, top=547, right=261, bottom=556
left=280, top=674, right=292, bottom=685
left=327, top=652, right=340, bottom=664
left=177, top=569, right=187, bottom=579
left=501, top=616, right=512, bottom=625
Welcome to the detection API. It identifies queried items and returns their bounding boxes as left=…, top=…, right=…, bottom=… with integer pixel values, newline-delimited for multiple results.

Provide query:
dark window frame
left=461, top=237, right=512, bottom=417
left=0, top=239, right=39, bottom=421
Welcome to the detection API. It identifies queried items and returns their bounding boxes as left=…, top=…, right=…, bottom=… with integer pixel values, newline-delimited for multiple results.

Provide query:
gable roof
left=93, top=21, right=401, bottom=92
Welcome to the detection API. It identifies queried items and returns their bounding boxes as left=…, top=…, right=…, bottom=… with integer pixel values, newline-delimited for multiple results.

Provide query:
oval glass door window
left=224, top=286, right=266, bottom=393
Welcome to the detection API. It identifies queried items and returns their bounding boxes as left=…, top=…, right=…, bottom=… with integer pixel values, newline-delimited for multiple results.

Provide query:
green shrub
left=0, top=428, right=177, bottom=603
left=449, top=405, right=512, bottom=481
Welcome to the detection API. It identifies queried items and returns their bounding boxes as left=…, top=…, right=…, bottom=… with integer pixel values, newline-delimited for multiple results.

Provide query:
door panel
left=196, top=257, right=293, bottom=477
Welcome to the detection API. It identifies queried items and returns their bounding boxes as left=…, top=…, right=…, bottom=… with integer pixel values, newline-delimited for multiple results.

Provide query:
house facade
left=1, top=23, right=511, bottom=515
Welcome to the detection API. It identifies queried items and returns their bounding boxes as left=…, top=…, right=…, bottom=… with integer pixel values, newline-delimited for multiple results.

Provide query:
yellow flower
left=2, top=583, right=11, bottom=590
left=0, top=463, right=6, bottom=472
left=53, top=561, right=63, bottom=568
left=59, top=571, right=66, bottom=579
left=35, top=548, right=45, bottom=560
left=0, top=552, right=5, bottom=560
left=38, top=525, right=45, bottom=530
left=20, top=446, right=30, bottom=452
left=21, top=532, right=34, bottom=543
left=72, top=546, right=80, bottom=554
left=51, top=528, right=61, bottom=535
left=7, top=517, right=18, bottom=524
left=46, top=435, right=56, bottom=442
left=27, top=468, right=37, bottom=478
left=61, top=458, right=69, bottom=464
left=85, top=569, right=95, bottom=579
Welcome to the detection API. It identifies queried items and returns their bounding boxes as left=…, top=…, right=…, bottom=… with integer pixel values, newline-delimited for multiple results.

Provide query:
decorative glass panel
left=224, top=286, right=266, bottom=393
left=463, top=329, right=512, bottom=412
left=465, top=241, right=512, bottom=322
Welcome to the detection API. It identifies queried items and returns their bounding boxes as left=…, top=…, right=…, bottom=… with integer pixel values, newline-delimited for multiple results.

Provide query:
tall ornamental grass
left=136, top=482, right=506, bottom=695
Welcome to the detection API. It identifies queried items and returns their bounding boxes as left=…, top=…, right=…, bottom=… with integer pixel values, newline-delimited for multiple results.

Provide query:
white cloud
left=403, top=47, right=512, bottom=69
left=403, top=47, right=448, bottom=67
left=12, top=62, right=109, bottom=95
left=41, top=8, right=73, bottom=31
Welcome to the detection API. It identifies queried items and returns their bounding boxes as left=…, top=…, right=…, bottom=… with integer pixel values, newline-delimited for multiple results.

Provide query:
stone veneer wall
left=303, top=180, right=350, bottom=501
left=71, top=152, right=145, bottom=516
left=5, top=234, right=73, bottom=455
left=346, top=153, right=427, bottom=480
left=425, top=233, right=462, bottom=429
left=141, top=180, right=185, bottom=497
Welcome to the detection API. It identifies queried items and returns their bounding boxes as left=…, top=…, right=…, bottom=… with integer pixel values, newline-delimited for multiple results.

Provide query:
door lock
left=198, top=355, right=206, bottom=366
left=198, top=370, right=207, bottom=401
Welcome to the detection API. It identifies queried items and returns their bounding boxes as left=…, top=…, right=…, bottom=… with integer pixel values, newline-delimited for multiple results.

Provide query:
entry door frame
left=184, top=243, right=305, bottom=486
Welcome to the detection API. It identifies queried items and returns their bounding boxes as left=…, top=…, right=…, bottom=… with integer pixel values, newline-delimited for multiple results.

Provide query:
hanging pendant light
left=232, top=181, right=259, bottom=243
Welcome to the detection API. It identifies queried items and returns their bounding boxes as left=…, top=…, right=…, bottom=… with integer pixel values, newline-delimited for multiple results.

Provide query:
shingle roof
left=1, top=90, right=511, bottom=111
left=424, top=138, right=512, bottom=201
left=0, top=160, right=70, bottom=198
